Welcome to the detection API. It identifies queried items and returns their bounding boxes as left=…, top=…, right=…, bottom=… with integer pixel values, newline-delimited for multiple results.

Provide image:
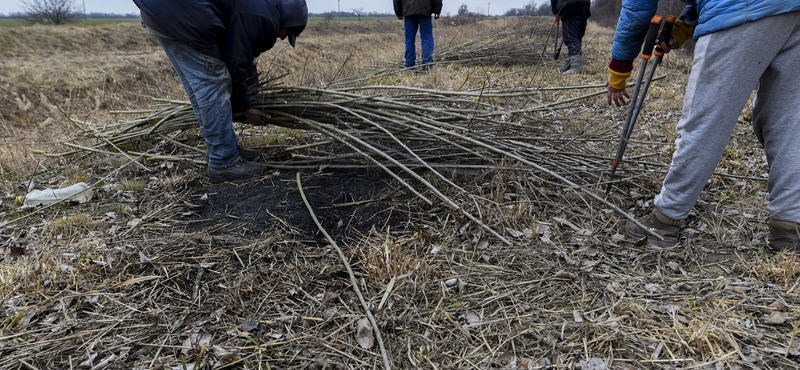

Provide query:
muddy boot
left=561, top=55, right=582, bottom=75
left=208, top=157, right=269, bottom=182
left=768, top=218, right=800, bottom=254
left=625, top=207, right=684, bottom=248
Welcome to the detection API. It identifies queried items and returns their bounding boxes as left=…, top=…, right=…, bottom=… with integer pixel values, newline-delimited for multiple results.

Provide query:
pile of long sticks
left=54, top=81, right=654, bottom=244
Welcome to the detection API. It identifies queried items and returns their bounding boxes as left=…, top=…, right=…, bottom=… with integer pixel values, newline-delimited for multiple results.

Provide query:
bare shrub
left=21, top=0, right=79, bottom=25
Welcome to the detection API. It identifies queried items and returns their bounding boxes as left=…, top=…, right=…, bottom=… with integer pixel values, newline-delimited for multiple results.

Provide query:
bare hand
left=397, top=16, right=403, bottom=20
left=657, top=38, right=680, bottom=53
left=607, top=83, right=630, bottom=107
left=243, top=108, right=271, bottom=126
left=434, top=14, right=440, bottom=20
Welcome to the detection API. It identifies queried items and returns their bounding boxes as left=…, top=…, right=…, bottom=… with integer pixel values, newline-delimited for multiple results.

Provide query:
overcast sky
left=0, top=0, right=548, bottom=17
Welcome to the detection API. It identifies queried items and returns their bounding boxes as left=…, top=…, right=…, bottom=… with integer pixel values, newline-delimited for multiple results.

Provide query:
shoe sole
left=625, top=228, right=679, bottom=249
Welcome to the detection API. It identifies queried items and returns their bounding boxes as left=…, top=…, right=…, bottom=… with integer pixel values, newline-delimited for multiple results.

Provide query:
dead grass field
left=1, top=17, right=798, bottom=370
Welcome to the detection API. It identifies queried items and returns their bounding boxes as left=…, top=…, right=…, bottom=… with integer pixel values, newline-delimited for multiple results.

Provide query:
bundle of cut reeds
left=52, top=81, right=653, bottom=244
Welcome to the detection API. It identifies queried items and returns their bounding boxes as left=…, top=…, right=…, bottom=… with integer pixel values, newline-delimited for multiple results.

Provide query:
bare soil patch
left=183, top=168, right=413, bottom=241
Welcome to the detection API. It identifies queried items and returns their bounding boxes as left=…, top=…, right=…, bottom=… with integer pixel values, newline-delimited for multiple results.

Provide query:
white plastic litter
left=24, top=182, right=93, bottom=206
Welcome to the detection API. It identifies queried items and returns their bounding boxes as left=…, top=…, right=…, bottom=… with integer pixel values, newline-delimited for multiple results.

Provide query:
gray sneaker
left=208, top=157, right=269, bottom=182
left=625, top=207, right=684, bottom=248
left=768, top=218, right=800, bottom=254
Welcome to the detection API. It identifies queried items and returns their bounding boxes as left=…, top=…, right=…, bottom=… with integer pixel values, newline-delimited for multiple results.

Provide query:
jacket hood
left=280, top=0, right=308, bottom=47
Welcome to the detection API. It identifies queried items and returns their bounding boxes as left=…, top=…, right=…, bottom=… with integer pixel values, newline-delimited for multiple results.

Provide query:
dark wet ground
left=183, top=168, right=413, bottom=242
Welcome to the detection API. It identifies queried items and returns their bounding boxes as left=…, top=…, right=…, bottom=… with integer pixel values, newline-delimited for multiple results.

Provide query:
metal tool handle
left=610, top=15, right=662, bottom=169
left=554, top=18, right=562, bottom=60
left=606, top=15, right=665, bottom=195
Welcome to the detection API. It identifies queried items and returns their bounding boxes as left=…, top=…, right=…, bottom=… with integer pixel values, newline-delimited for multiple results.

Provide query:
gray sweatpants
left=655, top=11, right=800, bottom=224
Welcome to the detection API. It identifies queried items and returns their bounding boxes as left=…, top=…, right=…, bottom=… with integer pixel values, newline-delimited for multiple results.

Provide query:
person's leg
left=419, top=16, right=435, bottom=70
left=654, top=13, right=797, bottom=221
left=561, top=15, right=582, bottom=58
left=752, top=11, right=800, bottom=224
left=404, top=16, right=419, bottom=69
left=156, top=36, right=239, bottom=168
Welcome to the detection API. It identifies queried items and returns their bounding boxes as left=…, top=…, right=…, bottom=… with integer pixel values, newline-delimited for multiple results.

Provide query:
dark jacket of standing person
left=550, top=0, right=590, bottom=16
left=394, top=0, right=443, bottom=18
left=133, top=0, right=306, bottom=114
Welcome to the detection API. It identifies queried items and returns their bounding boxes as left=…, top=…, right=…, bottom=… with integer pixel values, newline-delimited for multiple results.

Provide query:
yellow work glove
left=671, top=19, right=694, bottom=48
left=607, top=68, right=632, bottom=90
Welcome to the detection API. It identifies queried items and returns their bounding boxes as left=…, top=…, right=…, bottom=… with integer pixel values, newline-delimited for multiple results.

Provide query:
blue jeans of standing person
left=404, top=15, right=434, bottom=70
left=156, top=35, right=240, bottom=169
left=560, top=4, right=590, bottom=57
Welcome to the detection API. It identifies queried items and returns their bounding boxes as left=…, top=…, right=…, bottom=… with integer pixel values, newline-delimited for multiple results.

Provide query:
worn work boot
left=625, top=207, right=685, bottom=248
left=207, top=157, right=269, bottom=182
left=767, top=218, right=800, bottom=254
left=236, top=145, right=261, bottom=161
left=561, top=55, right=583, bottom=75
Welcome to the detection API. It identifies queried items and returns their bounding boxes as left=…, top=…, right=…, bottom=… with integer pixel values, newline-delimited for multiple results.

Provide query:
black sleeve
left=432, top=0, right=442, bottom=15
left=551, top=0, right=558, bottom=15
left=394, top=0, right=403, bottom=17
left=222, top=12, right=277, bottom=114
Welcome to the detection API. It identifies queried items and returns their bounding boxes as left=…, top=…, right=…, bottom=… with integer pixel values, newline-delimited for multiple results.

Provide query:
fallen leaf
left=465, top=311, right=481, bottom=325
left=578, top=357, right=607, bottom=370
left=475, top=237, right=489, bottom=250
left=356, top=318, right=374, bottom=349
left=769, top=301, right=787, bottom=311
left=497, top=351, right=516, bottom=365
left=553, top=270, right=575, bottom=280
left=238, top=319, right=259, bottom=333
left=764, top=311, right=791, bottom=325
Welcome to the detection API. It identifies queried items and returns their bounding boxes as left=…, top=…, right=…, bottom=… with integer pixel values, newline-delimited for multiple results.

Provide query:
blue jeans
left=404, top=15, right=434, bottom=69
left=560, top=5, right=590, bottom=57
left=156, top=36, right=239, bottom=168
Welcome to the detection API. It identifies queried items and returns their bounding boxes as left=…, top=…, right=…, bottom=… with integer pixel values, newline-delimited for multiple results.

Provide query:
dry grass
left=1, top=17, right=798, bottom=370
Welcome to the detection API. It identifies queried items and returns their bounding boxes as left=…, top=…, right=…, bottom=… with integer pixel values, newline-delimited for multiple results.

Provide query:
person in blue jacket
left=394, top=0, right=442, bottom=72
left=133, top=0, right=308, bottom=181
left=607, top=0, right=800, bottom=253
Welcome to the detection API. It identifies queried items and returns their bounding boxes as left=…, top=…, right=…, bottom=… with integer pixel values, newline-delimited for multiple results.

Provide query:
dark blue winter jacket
left=133, top=0, right=282, bottom=114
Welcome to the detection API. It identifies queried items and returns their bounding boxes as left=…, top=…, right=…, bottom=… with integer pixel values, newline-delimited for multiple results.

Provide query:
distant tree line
left=309, top=11, right=394, bottom=19
left=504, top=1, right=552, bottom=17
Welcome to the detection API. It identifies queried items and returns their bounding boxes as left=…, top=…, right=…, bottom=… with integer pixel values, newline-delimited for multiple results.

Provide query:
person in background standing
left=133, top=0, right=308, bottom=181
left=551, top=0, right=591, bottom=74
left=394, top=0, right=442, bottom=72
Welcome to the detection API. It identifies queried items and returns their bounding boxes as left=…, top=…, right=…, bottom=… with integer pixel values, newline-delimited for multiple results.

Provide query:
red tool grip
left=641, top=16, right=662, bottom=60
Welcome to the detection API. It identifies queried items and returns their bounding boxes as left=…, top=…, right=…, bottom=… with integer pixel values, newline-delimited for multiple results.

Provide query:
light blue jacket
left=611, top=0, right=800, bottom=62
